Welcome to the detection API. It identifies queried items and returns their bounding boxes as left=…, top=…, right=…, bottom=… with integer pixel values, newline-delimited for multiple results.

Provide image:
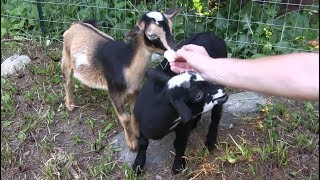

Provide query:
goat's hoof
left=205, top=140, right=215, bottom=152
left=65, top=103, right=75, bottom=111
left=172, top=157, right=186, bottom=174
left=132, top=163, right=143, bottom=176
left=64, top=97, right=75, bottom=111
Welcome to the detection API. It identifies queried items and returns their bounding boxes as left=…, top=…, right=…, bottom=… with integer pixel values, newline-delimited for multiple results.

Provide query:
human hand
left=169, top=44, right=213, bottom=74
left=180, top=44, right=210, bottom=56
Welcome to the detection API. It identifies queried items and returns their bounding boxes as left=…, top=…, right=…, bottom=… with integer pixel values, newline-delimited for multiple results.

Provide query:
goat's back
left=63, top=22, right=114, bottom=59
left=178, top=32, right=227, bottom=58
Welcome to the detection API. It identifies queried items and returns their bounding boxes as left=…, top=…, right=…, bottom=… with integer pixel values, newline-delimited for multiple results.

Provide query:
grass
left=1, top=39, right=319, bottom=179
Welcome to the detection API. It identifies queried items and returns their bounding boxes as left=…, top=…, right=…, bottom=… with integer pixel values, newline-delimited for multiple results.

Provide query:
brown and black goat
left=61, top=9, right=179, bottom=151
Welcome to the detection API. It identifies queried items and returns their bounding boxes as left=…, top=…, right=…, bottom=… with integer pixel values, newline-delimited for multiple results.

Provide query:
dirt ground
left=1, top=40, right=319, bottom=180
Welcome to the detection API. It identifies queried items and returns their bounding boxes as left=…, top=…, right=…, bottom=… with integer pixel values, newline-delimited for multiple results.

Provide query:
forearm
left=202, top=53, right=319, bottom=101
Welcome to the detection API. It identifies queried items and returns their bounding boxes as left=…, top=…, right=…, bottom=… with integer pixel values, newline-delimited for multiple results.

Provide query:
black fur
left=93, top=40, right=137, bottom=92
left=132, top=32, right=228, bottom=175
left=91, top=12, right=178, bottom=93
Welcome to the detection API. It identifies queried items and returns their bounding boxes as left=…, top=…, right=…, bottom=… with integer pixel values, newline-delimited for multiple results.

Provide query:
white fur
left=167, top=72, right=204, bottom=89
left=146, top=12, right=163, bottom=23
left=212, top=89, right=225, bottom=99
left=202, top=100, right=218, bottom=113
left=74, top=51, right=89, bottom=67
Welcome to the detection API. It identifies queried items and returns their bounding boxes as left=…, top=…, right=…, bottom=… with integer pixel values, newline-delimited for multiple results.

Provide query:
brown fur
left=61, top=10, right=179, bottom=151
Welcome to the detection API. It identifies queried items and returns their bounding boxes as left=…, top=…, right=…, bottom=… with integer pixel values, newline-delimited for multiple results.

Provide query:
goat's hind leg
left=61, top=47, right=75, bottom=111
left=205, top=105, right=223, bottom=151
left=110, top=92, right=138, bottom=151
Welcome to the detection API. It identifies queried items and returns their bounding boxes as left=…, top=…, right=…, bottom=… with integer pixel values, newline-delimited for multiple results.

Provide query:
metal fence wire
left=1, top=0, right=319, bottom=58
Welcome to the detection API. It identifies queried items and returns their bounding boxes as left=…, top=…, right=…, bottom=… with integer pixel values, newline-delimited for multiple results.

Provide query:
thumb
left=175, top=50, right=200, bottom=66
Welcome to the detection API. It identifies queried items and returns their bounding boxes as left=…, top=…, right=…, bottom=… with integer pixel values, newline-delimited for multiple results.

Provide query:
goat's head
left=127, top=9, right=180, bottom=54
left=147, top=69, right=228, bottom=123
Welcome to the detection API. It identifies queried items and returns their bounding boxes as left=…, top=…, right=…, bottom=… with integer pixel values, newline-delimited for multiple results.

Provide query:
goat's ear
left=172, top=100, right=192, bottom=123
left=127, top=22, right=145, bottom=36
left=146, top=69, right=171, bottom=84
left=127, top=25, right=141, bottom=36
left=164, top=8, right=181, bottom=20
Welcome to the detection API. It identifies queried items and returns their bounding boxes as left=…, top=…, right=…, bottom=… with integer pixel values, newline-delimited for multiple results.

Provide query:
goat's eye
left=148, top=34, right=158, bottom=40
left=195, top=91, right=203, bottom=101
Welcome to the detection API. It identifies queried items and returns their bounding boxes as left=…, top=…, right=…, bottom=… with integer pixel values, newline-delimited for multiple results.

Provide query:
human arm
left=170, top=45, right=319, bottom=101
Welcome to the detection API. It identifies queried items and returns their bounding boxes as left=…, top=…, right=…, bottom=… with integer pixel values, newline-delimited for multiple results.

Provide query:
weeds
left=1, top=142, right=16, bottom=168
left=229, top=135, right=254, bottom=162
left=72, top=134, right=83, bottom=145
left=18, top=113, right=39, bottom=141
left=122, top=163, right=139, bottom=180
left=1, top=79, right=17, bottom=117
left=39, top=138, right=55, bottom=154
left=43, top=150, right=78, bottom=180
left=87, top=145, right=117, bottom=179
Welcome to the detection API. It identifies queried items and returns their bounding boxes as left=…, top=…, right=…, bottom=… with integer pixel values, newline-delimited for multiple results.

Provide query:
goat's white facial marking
left=146, top=12, right=164, bottom=24
left=74, top=51, right=89, bottom=67
left=167, top=72, right=204, bottom=89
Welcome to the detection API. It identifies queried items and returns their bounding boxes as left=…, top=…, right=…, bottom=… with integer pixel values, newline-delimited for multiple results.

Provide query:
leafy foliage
left=1, top=0, right=319, bottom=58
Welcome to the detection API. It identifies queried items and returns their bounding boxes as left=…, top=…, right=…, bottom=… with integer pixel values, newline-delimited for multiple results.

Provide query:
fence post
left=36, top=0, right=45, bottom=36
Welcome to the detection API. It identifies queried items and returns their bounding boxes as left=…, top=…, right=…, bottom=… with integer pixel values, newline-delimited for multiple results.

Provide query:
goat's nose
left=166, top=36, right=177, bottom=50
left=170, top=43, right=179, bottom=51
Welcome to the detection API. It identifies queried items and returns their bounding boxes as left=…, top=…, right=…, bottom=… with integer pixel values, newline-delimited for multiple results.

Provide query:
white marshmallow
left=164, top=49, right=176, bottom=62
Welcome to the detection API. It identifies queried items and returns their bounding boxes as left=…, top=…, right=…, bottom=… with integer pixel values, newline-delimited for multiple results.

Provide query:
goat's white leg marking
left=169, top=117, right=181, bottom=131
left=212, top=89, right=225, bottom=99
left=202, top=100, right=218, bottom=113
left=202, top=89, right=225, bottom=113
left=74, top=50, right=89, bottom=67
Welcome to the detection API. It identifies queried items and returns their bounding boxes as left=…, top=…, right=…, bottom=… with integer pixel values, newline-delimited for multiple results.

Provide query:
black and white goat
left=61, top=9, right=179, bottom=151
left=132, top=32, right=228, bottom=174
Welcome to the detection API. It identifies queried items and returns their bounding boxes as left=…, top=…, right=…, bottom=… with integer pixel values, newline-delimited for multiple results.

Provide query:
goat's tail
left=83, top=19, right=100, bottom=28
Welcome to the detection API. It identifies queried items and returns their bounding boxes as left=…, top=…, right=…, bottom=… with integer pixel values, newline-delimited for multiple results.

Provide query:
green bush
left=1, top=0, right=319, bottom=58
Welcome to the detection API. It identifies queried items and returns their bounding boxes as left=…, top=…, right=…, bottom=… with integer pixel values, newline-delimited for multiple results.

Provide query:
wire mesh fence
left=1, top=0, right=319, bottom=58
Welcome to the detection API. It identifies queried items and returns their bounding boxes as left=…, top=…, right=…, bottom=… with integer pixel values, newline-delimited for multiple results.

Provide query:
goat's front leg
left=129, top=92, right=139, bottom=139
left=110, top=92, right=138, bottom=151
left=132, top=133, right=149, bottom=175
left=172, top=124, right=191, bottom=174
left=205, top=105, right=223, bottom=151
